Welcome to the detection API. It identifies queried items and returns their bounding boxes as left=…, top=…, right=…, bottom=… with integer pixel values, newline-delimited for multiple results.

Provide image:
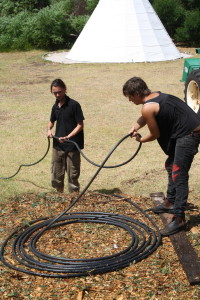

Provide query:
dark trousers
left=165, top=134, right=200, bottom=217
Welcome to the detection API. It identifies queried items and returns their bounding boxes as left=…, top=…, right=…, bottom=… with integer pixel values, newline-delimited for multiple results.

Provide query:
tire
left=185, top=69, right=200, bottom=116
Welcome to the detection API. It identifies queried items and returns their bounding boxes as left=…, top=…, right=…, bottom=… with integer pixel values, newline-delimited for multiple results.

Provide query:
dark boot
left=151, top=199, right=175, bottom=214
left=56, top=187, right=64, bottom=193
left=160, top=215, right=186, bottom=236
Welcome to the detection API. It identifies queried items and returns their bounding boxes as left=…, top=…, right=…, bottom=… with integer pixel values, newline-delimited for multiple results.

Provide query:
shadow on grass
left=15, top=179, right=50, bottom=190
left=94, top=187, right=122, bottom=195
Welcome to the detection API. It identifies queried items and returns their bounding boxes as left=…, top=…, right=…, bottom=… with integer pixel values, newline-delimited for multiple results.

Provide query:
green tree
left=0, top=12, right=32, bottom=50
left=86, top=0, right=99, bottom=13
left=23, top=2, right=74, bottom=50
left=175, top=9, right=200, bottom=45
left=153, top=0, right=185, bottom=37
left=0, top=0, right=50, bottom=16
left=151, top=0, right=200, bottom=44
left=0, top=1, right=75, bottom=51
left=180, top=0, right=200, bottom=10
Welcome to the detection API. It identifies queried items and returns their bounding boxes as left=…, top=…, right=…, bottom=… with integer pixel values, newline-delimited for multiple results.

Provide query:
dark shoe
left=151, top=203, right=175, bottom=214
left=69, top=189, right=79, bottom=193
left=161, top=216, right=186, bottom=236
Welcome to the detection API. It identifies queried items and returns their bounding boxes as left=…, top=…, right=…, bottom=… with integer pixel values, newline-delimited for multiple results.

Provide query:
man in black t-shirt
left=47, top=79, right=84, bottom=193
left=123, top=76, right=200, bottom=236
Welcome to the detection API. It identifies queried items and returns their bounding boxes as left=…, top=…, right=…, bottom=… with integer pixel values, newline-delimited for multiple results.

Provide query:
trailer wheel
left=185, top=69, right=200, bottom=115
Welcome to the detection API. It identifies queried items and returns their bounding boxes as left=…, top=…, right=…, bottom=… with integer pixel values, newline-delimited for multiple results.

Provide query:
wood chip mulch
left=0, top=191, right=199, bottom=300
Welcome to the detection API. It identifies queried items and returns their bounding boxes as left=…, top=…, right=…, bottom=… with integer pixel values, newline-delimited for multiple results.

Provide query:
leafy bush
left=70, top=15, right=89, bottom=35
left=0, top=1, right=76, bottom=51
left=0, top=0, right=199, bottom=51
left=86, top=0, right=99, bottom=13
left=180, top=0, right=200, bottom=10
left=23, top=3, right=73, bottom=50
left=0, top=0, right=50, bottom=16
left=0, top=12, right=32, bottom=51
left=153, top=0, right=185, bottom=37
left=175, top=10, right=200, bottom=45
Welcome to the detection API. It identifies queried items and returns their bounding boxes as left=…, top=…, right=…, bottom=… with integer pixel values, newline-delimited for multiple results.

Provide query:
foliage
left=151, top=0, right=199, bottom=10
left=24, top=5, right=73, bottom=50
left=86, top=0, right=99, bottom=13
left=180, top=0, right=200, bottom=10
left=70, top=15, right=89, bottom=35
left=0, top=0, right=50, bottom=16
left=0, top=1, right=77, bottom=51
left=0, top=0, right=98, bottom=51
left=175, top=10, right=200, bottom=45
left=152, top=0, right=199, bottom=45
left=153, top=0, right=185, bottom=37
left=0, top=12, right=32, bottom=51
left=0, top=0, right=199, bottom=51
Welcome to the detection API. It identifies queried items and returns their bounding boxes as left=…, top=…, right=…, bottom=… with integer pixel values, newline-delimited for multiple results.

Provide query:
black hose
left=0, top=138, right=51, bottom=180
left=0, top=134, right=161, bottom=278
left=0, top=205, right=161, bottom=278
left=53, top=134, right=142, bottom=168
left=0, top=134, right=141, bottom=180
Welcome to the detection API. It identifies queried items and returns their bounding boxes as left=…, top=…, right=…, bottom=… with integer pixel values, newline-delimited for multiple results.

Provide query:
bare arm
left=137, top=103, right=160, bottom=143
left=129, top=116, right=147, bottom=137
left=47, top=121, right=54, bottom=137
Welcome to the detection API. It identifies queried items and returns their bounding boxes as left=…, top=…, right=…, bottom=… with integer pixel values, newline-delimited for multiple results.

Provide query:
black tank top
left=145, top=92, right=200, bottom=154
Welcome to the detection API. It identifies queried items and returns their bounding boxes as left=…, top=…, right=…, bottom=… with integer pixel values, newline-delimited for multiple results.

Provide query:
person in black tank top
left=123, top=77, right=200, bottom=236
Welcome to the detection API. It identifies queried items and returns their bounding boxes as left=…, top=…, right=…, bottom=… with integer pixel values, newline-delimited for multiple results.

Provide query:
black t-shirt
left=50, top=95, right=85, bottom=152
left=145, top=92, right=200, bottom=155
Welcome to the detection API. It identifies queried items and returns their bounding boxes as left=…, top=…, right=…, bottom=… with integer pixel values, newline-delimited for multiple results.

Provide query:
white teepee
left=66, top=0, right=182, bottom=63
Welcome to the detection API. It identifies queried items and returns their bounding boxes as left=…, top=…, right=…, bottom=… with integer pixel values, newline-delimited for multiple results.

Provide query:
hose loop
left=0, top=138, right=51, bottom=180
left=0, top=196, right=161, bottom=278
left=53, top=134, right=142, bottom=168
left=0, top=134, right=141, bottom=179
left=0, top=134, right=162, bottom=278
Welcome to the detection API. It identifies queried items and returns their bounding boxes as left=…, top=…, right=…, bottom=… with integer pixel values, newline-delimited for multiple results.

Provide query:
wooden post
left=150, top=192, right=200, bottom=285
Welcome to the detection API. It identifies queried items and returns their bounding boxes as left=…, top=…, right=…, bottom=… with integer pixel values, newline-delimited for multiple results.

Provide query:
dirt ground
left=0, top=191, right=199, bottom=300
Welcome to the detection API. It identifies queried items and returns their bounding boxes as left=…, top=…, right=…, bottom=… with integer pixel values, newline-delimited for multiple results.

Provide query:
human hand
left=135, top=133, right=142, bottom=142
left=129, top=127, right=138, bottom=138
left=59, top=137, right=68, bottom=143
left=47, top=129, right=53, bottom=138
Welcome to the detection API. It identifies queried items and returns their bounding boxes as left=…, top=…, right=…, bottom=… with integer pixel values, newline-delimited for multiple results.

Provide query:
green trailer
left=181, top=54, right=200, bottom=116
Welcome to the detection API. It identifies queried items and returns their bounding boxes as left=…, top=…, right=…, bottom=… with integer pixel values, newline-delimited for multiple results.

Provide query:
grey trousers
left=51, top=148, right=80, bottom=192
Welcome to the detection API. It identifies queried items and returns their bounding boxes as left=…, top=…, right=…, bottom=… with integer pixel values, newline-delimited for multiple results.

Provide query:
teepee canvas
left=66, top=0, right=182, bottom=63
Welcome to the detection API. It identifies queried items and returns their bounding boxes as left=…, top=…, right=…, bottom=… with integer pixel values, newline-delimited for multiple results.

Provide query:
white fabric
left=66, top=0, right=182, bottom=63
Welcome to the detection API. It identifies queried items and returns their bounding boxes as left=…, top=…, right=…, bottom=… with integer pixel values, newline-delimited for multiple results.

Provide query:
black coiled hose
left=0, top=134, right=162, bottom=278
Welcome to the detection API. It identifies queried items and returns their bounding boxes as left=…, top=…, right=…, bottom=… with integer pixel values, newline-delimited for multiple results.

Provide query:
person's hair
left=50, top=78, right=66, bottom=92
left=123, top=77, right=151, bottom=97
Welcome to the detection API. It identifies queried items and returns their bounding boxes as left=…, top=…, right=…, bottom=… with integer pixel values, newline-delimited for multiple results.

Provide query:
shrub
left=0, top=12, right=32, bottom=51
left=0, top=0, right=114, bottom=52
left=24, top=4, right=73, bottom=50
left=0, top=1, right=77, bottom=51
left=0, top=0, right=50, bottom=16
left=70, top=15, right=89, bottom=35
left=175, top=10, right=200, bottom=45
left=86, top=0, right=99, bottom=14
left=153, top=0, right=185, bottom=37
